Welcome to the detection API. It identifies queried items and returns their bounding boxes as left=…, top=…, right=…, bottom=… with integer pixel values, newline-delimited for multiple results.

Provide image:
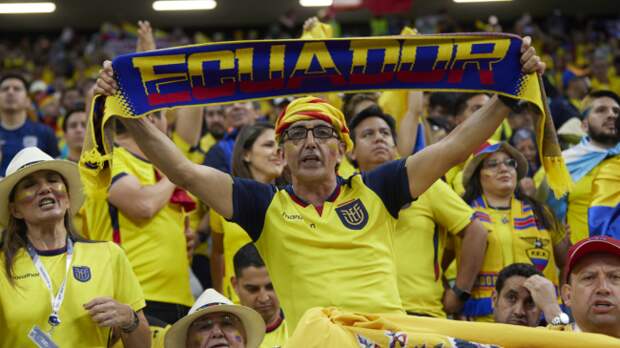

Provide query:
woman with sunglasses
left=459, top=141, right=570, bottom=322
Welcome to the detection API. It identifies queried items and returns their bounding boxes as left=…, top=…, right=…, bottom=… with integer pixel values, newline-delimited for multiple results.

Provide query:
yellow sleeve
left=210, top=209, right=224, bottom=235
left=427, top=181, right=474, bottom=235
left=111, top=147, right=131, bottom=180
left=110, top=242, right=146, bottom=311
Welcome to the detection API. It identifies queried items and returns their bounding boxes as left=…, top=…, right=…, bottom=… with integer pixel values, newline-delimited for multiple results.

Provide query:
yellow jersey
left=0, top=240, right=145, bottom=348
left=231, top=159, right=413, bottom=332
left=463, top=196, right=563, bottom=321
left=394, top=180, right=473, bottom=317
left=261, top=314, right=289, bottom=348
left=110, top=146, right=194, bottom=307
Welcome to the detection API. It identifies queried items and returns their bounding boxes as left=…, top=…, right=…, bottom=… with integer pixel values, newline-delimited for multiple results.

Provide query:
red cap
left=565, top=236, right=620, bottom=282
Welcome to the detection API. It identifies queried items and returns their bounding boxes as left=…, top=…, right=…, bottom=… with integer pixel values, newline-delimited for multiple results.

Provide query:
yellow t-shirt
left=110, top=146, right=194, bottom=306
left=394, top=180, right=473, bottom=318
left=232, top=159, right=412, bottom=332
left=0, top=241, right=145, bottom=348
left=210, top=210, right=252, bottom=303
left=261, top=317, right=289, bottom=348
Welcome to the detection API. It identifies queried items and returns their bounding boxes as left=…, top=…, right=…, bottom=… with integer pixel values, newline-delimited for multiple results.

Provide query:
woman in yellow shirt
left=0, top=147, right=150, bottom=347
left=460, top=141, right=570, bottom=322
left=210, top=122, right=285, bottom=303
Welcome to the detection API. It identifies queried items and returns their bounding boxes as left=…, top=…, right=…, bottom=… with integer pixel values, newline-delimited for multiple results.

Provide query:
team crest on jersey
left=522, top=237, right=550, bottom=272
left=335, top=199, right=368, bottom=230
left=73, top=266, right=91, bottom=282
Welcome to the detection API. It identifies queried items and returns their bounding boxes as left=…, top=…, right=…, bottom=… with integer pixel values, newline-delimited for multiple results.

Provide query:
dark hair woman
left=460, top=142, right=570, bottom=322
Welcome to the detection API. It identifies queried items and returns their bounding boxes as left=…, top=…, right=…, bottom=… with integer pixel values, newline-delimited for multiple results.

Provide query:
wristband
left=121, top=310, right=140, bottom=333
left=451, top=285, right=471, bottom=302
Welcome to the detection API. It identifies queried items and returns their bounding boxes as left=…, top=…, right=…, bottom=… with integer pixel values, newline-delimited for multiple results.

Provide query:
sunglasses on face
left=482, top=158, right=518, bottom=170
left=284, top=125, right=337, bottom=141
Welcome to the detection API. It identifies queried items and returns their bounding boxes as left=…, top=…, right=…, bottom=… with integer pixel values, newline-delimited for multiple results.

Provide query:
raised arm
left=405, top=36, right=545, bottom=198
left=95, top=61, right=235, bottom=219
left=397, top=90, right=424, bottom=157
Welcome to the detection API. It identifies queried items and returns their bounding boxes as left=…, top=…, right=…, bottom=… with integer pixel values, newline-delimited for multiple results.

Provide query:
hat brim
left=164, top=304, right=265, bottom=348
left=0, top=160, right=84, bottom=226
left=462, top=142, right=528, bottom=188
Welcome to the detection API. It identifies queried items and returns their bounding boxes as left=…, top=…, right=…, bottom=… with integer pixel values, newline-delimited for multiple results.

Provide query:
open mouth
left=38, top=197, right=56, bottom=208
left=301, top=154, right=321, bottom=165
left=592, top=300, right=615, bottom=313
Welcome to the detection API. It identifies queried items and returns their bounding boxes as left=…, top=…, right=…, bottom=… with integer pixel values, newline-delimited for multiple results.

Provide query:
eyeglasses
left=283, top=125, right=337, bottom=141
left=482, top=158, right=518, bottom=170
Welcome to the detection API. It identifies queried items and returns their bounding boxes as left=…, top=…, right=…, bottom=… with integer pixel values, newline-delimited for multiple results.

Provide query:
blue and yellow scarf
left=81, top=33, right=570, bottom=196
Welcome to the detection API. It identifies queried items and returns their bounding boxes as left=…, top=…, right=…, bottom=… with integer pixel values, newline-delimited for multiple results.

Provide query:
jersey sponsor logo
left=73, top=266, right=92, bottom=282
left=23, top=135, right=38, bottom=147
left=335, top=199, right=368, bottom=230
left=282, top=211, right=303, bottom=221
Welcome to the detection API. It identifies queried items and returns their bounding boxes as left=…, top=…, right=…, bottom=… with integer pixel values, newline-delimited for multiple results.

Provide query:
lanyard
left=26, top=238, right=74, bottom=331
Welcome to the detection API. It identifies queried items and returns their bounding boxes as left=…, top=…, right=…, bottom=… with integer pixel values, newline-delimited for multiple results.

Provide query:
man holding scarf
left=546, top=90, right=620, bottom=243
left=93, top=38, right=583, bottom=347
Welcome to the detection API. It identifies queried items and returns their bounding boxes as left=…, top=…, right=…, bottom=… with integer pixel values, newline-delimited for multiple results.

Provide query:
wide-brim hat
left=164, top=289, right=265, bottom=348
left=462, top=141, right=528, bottom=188
left=0, top=147, right=84, bottom=226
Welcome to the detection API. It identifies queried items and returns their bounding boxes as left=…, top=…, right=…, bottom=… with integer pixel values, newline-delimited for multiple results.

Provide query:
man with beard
left=547, top=90, right=620, bottom=243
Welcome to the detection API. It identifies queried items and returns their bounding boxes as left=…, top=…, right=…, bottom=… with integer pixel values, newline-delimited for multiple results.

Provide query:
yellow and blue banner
left=82, top=33, right=570, bottom=196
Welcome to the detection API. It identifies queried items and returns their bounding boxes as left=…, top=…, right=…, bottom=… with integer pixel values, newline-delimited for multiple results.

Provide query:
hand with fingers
left=136, top=20, right=156, bottom=53
left=84, top=297, right=136, bottom=331
left=520, top=36, right=546, bottom=75
left=303, top=16, right=319, bottom=33
left=94, top=60, right=118, bottom=96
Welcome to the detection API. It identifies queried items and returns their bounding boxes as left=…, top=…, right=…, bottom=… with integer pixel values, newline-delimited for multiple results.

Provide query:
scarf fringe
left=543, top=155, right=573, bottom=198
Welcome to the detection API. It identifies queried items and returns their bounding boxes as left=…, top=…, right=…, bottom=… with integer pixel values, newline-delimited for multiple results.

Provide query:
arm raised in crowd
left=405, top=37, right=545, bottom=198
left=397, top=91, right=423, bottom=157
left=95, top=61, right=235, bottom=218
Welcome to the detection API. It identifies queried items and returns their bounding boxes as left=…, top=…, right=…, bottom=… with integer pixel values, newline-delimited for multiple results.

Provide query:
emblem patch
left=522, top=237, right=550, bottom=272
left=72, top=266, right=91, bottom=282
left=335, top=199, right=368, bottom=230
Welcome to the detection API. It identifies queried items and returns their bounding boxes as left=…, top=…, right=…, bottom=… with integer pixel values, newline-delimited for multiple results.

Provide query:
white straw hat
left=165, top=289, right=265, bottom=348
left=0, top=147, right=83, bottom=225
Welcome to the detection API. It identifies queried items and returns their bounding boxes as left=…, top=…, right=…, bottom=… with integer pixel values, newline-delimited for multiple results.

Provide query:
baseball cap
left=564, top=236, right=620, bottom=282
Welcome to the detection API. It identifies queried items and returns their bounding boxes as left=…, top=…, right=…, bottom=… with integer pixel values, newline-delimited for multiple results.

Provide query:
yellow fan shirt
left=108, top=146, right=193, bottom=307
left=0, top=241, right=145, bottom=347
left=394, top=180, right=473, bottom=317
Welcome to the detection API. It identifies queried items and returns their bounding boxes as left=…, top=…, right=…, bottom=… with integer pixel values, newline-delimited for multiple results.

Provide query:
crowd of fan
left=1, top=10, right=620, bottom=348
